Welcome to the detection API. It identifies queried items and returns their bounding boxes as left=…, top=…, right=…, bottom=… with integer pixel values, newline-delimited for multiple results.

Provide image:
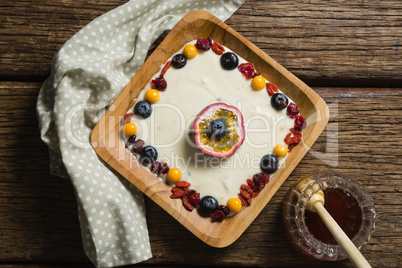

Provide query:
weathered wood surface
left=0, top=0, right=401, bottom=86
left=1, top=83, right=401, bottom=267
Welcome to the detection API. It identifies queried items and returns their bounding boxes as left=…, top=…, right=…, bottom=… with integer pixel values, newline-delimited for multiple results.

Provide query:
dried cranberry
left=188, top=191, right=200, bottom=207
left=238, top=63, right=259, bottom=79
left=217, top=205, right=230, bottom=216
left=286, top=103, right=299, bottom=119
left=294, top=115, right=307, bottom=131
left=159, top=162, right=169, bottom=175
left=151, top=77, right=167, bottom=91
left=213, top=210, right=226, bottom=222
left=131, top=139, right=145, bottom=154
left=151, top=161, right=161, bottom=174
left=195, top=38, right=211, bottom=51
left=252, top=173, right=270, bottom=191
left=126, top=135, right=137, bottom=146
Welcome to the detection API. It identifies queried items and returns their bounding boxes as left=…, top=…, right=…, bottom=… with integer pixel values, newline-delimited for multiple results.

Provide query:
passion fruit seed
left=183, top=44, right=197, bottom=59
left=271, top=93, right=289, bottom=110
left=220, top=52, right=239, bottom=70
left=144, top=89, right=160, bottom=104
left=171, top=54, right=187, bottom=69
left=251, top=76, right=266, bottom=91
left=273, top=144, right=288, bottom=158
left=227, top=197, right=242, bottom=213
left=123, top=122, right=137, bottom=136
left=199, top=195, right=219, bottom=214
left=134, top=100, right=152, bottom=119
left=260, top=154, right=279, bottom=174
left=140, top=145, right=158, bottom=166
left=194, top=103, right=245, bottom=158
left=167, top=168, right=181, bottom=183
left=209, top=119, right=228, bottom=141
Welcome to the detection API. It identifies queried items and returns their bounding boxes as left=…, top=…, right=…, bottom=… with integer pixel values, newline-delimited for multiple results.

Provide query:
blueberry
left=260, top=154, right=279, bottom=174
left=134, top=100, right=152, bottom=119
left=140, top=145, right=158, bottom=166
left=171, top=54, right=187, bottom=69
left=209, top=119, right=228, bottom=140
left=199, top=196, right=219, bottom=214
left=271, top=93, right=289, bottom=111
left=220, top=52, right=239, bottom=70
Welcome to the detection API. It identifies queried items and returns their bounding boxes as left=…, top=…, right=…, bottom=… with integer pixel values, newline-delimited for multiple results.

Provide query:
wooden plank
left=0, top=0, right=126, bottom=81
left=0, top=0, right=401, bottom=86
left=0, top=82, right=401, bottom=267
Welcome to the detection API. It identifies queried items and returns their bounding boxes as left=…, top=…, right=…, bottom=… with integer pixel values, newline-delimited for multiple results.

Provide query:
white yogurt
left=127, top=41, right=295, bottom=205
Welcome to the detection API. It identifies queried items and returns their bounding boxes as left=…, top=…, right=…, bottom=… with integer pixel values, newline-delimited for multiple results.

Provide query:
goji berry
left=240, top=190, right=251, bottom=200
left=288, top=143, right=296, bottom=152
left=121, top=113, right=133, bottom=125
left=211, top=41, right=225, bottom=55
left=170, top=189, right=184, bottom=199
left=247, top=178, right=256, bottom=190
left=238, top=194, right=247, bottom=206
left=252, top=191, right=259, bottom=198
left=241, top=184, right=253, bottom=194
left=182, top=198, right=194, bottom=211
left=266, top=82, right=278, bottom=96
left=171, top=187, right=181, bottom=193
left=160, top=61, right=171, bottom=77
left=175, top=181, right=191, bottom=188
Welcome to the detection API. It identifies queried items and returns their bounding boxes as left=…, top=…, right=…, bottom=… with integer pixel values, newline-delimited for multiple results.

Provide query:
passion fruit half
left=193, top=102, right=245, bottom=158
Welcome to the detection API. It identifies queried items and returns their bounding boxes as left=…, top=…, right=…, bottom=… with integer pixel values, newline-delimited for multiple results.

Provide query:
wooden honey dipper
left=298, top=180, right=371, bottom=268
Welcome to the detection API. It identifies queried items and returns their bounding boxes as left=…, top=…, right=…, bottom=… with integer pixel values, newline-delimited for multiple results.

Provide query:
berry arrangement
left=121, top=38, right=307, bottom=222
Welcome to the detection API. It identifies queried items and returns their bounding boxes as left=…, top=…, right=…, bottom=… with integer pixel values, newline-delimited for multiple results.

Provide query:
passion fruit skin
left=193, top=102, right=245, bottom=158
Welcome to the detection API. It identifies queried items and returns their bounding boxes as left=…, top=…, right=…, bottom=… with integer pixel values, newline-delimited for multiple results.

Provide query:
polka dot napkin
left=36, top=0, right=244, bottom=267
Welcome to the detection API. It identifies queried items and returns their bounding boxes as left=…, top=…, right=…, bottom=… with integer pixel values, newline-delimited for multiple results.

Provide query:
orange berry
left=167, top=168, right=182, bottom=183
left=273, top=144, right=288, bottom=158
left=144, top=89, right=160, bottom=104
left=183, top=44, right=197, bottom=59
left=124, top=122, right=137, bottom=136
left=251, top=75, right=266, bottom=91
left=227, top=197, right=242, bottom=213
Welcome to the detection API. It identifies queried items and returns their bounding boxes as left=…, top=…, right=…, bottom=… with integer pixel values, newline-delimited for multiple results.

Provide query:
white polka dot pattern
left=36, top=0, right=244, bottom=267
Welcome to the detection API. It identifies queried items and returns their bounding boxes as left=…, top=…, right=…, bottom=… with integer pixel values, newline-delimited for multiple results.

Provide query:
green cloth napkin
left=36, top=0, right=244, bottom=267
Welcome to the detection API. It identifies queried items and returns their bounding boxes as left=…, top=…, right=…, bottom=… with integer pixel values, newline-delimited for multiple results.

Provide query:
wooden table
left=1, top=0, right=401, bottom=267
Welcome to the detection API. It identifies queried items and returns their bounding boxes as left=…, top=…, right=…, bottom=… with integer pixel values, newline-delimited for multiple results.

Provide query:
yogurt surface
left=127, top=42, right=295, bottom=205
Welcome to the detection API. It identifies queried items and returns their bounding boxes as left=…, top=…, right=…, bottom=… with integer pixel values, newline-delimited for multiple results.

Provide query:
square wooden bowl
left=91, top=10, right=329, bottom=248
